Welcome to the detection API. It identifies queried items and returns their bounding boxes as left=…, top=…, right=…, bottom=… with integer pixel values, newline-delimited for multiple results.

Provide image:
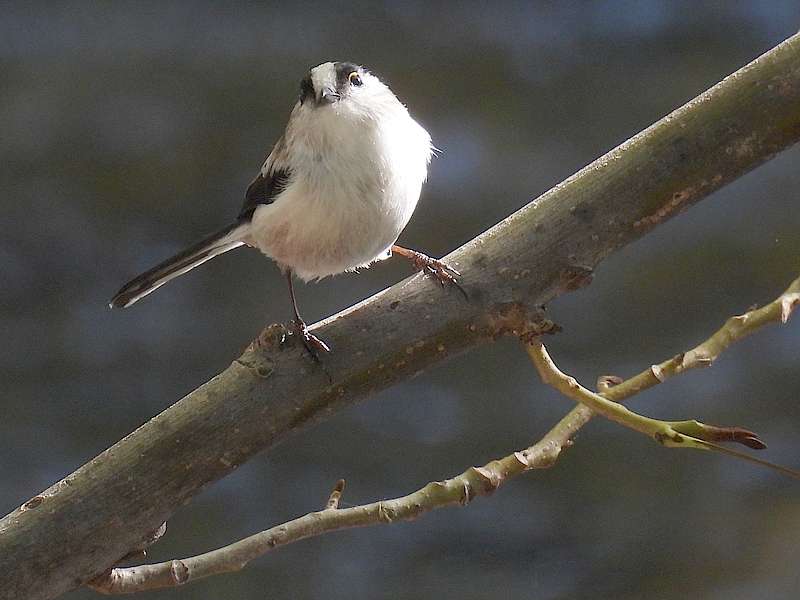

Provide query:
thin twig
left=602, top=274, right=800, bottom=401
left=88, top=407, right=590, bottom=594
left=526, top=339, right=765, bottom=449
left=524, top=274, right=800, bottom=466
left=533, top=275, right=800, bottom=453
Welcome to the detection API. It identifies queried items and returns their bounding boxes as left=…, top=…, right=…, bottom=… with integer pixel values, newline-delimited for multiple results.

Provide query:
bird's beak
left=318, top=87, right=340, bottom=105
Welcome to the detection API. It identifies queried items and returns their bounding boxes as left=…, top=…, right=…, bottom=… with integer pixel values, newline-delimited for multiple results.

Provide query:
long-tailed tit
left=111, top=61, right=461, bottom=355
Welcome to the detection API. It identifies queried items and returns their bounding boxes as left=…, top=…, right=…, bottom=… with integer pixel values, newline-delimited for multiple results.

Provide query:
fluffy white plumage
left=247, top=62, right=433, bottom=280
left=110, top=61, right=434, bottom=315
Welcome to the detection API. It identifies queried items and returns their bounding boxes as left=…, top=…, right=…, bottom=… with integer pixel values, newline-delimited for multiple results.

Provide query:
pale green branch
left=524, top=273, right=800, bottom=458
left=602, top=274, right=800, bottom=400
left=88, top=406, right=591, bottom=594
left=525, top=339, right=727, bottom=450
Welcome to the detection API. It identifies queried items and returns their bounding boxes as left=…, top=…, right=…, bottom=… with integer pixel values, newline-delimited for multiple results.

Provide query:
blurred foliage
left=1, top=2, right=799, bottom=599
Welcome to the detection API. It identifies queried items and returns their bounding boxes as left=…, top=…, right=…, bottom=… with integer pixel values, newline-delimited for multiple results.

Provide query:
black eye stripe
left=299, top=74, right=314, bottom=104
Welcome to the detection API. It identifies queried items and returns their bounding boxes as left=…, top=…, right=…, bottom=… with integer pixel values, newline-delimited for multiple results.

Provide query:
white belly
left=248, top=109, right=431, bottom=281
left=248, top=176, right=419, bottom=280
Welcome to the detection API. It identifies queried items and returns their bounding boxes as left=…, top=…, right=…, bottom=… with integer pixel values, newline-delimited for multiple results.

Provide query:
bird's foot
left=290, top=318, right=331, bottom=361
left=398, top=248, right=467, bottom=299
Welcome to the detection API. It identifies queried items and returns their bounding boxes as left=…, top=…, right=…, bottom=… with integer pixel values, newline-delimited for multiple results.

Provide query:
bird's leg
left=391, top=245, right=466, bottom=298
left=285, top=270, right=331, bottom=358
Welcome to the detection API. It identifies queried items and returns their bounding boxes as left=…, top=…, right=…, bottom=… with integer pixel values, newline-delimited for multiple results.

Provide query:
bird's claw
left=423, top=261, right=457, bottom=285
left=412, top=255, right=467, bottom=299
left=290, top=319, right=331, bottom=361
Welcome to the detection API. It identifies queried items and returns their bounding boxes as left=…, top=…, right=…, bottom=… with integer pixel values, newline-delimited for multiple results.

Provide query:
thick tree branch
left=87, top=271, right=799, bottom=594
left=3, top=33, right=800, bottom=600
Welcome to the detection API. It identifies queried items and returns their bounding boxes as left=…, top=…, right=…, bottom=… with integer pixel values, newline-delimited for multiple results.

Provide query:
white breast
left=249, top=97, right=432, bottom=281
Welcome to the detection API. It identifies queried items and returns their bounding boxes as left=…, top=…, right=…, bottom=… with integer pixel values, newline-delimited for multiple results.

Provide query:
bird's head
left=298, top=61, right=399, bottom=116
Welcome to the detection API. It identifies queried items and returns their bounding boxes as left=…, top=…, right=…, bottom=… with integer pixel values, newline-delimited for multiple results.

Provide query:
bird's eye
left=349, top=71, right=363, bottom=87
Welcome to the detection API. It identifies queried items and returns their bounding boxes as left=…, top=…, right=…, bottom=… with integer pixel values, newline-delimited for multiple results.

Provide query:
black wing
left=239, top=167, right=291, bottom=221
left=239, top=135, right=293, bottom=220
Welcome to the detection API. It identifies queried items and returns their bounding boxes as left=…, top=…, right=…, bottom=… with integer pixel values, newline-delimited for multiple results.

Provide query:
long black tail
left=110, top=221, right=249, bottom=309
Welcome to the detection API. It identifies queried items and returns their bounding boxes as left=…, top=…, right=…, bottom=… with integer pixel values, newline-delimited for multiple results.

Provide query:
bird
left=110, top=61, right=462, bottom=356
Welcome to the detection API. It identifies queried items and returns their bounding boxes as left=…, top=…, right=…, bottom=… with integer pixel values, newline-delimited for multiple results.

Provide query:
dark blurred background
left=2, top=2, right=800, bottom=599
